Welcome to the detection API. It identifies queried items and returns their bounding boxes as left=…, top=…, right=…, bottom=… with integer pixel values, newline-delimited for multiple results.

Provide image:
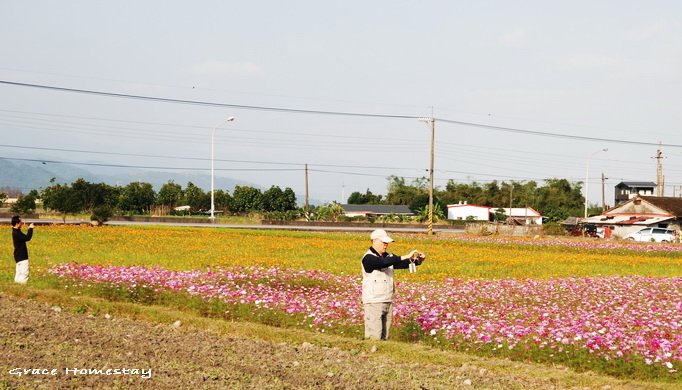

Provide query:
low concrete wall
left=0, top=213, right=39, bottom=219
left=110, top=216, right=214, bottom=224
left=262, top=220, right=464, bottom=230
left=465, top=222, right=543, bottom=236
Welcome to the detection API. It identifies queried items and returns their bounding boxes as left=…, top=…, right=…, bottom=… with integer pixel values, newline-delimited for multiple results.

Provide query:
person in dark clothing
left=11, top=215, right=33, bottom=284
left=361, top=229, right=425, bottom=340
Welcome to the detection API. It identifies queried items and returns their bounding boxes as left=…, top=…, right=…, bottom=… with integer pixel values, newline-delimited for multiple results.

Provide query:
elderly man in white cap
left=361, top=229, right=425, bottom=340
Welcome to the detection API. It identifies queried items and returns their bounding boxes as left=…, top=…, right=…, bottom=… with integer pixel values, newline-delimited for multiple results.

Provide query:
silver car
left=623, top=227, right=678, bottom=243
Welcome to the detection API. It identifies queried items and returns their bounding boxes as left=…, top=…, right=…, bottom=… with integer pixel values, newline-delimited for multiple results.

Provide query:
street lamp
left=584, top=148, right=608, bottom=218
left=211, top=116, right=235, bottom=221
left=418, top=116, right=435, bottom=235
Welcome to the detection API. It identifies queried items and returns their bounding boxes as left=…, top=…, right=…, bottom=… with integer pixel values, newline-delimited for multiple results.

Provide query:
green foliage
left=0, top=191, right=6, bottom=205
left=232, top=185, right=264, bottom=213
left=70, top=178, right=117, bottom=212
left=90, top=205, right=113, bottom=225
left=441, top=180, right=490, bottom=205
left=183, top=182, right=209, bottom=211
left=157, top=181, right=183, bottom=208
left=263, top=209, right=301, bottom=221
left=377, top=213, right=404, bottom=223
left=307, top=202, right=344, bottom=221
left=347, top=188, right=383, bottom=204
left=393, top=319, right=426, bottom=343
left=437, top=178, right=583, bottom=220
left=542, top=207, right=570, bottom=223
left=493, top=208, right=507, bottom=222
left=587, top=204, right=604, bottom=217
left=15, top=171, right=585, bottom=221
left=213, top=189, right=233, bottom=212
left=385, top=175, right=428, bottom=205
left=262, top=186, right=297, bottom=212
left=542, top=222, right=566, bottom=236
left=118, top=182, right=155, bottom=214
left=415, top=202, right=446, bottom=222
left=10, top=191, right=38, bottom=214
left=535, top=178, right=583, bottom=219
left=42, top=183, right=79, bottom=218
left=42, top=178, right=120, bottom=220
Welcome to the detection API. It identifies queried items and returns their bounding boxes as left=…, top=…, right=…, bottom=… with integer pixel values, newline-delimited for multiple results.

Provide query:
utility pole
left=509, top=183, right=513, bottom=225
left=419, top=115, right=436, bottom=235
left=600, top=172, right=607, bottom=212
left=674, top=185, right=682, bottom=198
left=304, top=164, right=309, bottom=214
left=428, top=117, right=435, bottom=235
left=653, top=147, right=665, bottom=196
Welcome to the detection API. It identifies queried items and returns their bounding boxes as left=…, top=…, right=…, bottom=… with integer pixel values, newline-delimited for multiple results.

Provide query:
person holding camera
left=11, top=215, right=34, bottom=284
left=361, top=229, right=425, bottom=340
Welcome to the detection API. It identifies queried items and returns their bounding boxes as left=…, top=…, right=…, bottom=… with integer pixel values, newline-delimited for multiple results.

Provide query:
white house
left=496, top=207, right=543, bottom=225
left=447, top=202, right=491, bottom=221
left=447, top=202, right=543, bottom=225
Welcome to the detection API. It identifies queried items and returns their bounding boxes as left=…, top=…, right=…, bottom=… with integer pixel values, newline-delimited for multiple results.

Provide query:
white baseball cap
left=370, top=229, right=394, bottom=243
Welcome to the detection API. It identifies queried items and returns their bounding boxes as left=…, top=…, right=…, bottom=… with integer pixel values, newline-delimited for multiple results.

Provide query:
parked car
left=623, top=227, right=678, bottom=243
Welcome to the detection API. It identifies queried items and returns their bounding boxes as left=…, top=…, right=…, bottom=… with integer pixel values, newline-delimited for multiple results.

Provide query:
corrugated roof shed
left=640, top=196, right=682, bottom=216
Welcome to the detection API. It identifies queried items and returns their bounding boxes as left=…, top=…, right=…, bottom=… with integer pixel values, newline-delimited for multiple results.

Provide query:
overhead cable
left=0, top=80, right=420, bottom=120
left=1, top=80, right=680, bottom=147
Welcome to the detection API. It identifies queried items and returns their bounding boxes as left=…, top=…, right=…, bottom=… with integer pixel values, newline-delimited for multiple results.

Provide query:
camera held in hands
left=409, top=252, right=425, bottom=273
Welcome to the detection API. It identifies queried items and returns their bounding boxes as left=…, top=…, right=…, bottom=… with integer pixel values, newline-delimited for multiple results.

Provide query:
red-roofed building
left=583, top=195, right=682, bottom=237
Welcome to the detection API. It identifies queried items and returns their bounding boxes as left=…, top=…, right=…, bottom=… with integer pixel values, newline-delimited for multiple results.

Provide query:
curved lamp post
left=211, top=116, right=235, bottom=221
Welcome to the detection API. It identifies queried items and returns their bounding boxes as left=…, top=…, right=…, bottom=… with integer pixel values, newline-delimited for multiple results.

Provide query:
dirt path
left=0, top=292, right=661, bottom=389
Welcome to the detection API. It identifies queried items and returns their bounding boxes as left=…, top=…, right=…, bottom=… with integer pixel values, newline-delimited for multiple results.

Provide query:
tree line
left=3, top=175, right=589, bottom=224
left=347, top=176, right=588, bottom=223
left=4, top=178, right=297, bottom=222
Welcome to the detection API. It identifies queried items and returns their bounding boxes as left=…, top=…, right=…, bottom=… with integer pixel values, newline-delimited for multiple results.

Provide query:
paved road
left=1, top=218, right=463, bottom=235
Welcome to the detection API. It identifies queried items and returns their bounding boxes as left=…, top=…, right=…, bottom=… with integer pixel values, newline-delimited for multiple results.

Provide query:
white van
left=623, top=227, right=678, bottom=243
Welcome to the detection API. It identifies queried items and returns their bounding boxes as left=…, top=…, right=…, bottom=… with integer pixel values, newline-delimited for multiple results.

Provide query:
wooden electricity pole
left=601, top=172, right=607, bottom=212
left=428, top=117, right=435, bottom=235
left=305, top=163, right=309, bottom=213
left=653, top=147, right=665, bottom=196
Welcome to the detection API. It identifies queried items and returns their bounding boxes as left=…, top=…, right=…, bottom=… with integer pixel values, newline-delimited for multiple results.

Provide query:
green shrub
left=90, top=205, right=113, bottom=225
left=542, top=222, right=566, bottom=236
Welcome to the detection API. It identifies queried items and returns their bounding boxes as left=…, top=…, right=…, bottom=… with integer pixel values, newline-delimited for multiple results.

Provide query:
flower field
left=16, top=225, right=682, bottom=380
left=48, top=263, right=681, bottom=378
left=28, top=225, right=682, bottom=279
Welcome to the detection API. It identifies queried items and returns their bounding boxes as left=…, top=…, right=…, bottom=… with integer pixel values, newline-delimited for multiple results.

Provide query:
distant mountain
left=0, top=158, right=321, bottom=205
left=0, top=159, right=98, bottom=191
left=0, top=158, right=256, bottom=193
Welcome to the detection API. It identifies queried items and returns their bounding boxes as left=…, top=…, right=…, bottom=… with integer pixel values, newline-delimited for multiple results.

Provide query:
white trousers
left=363, top=302, right=394, bottom=340
left=15, top=259, right=29, bottom=284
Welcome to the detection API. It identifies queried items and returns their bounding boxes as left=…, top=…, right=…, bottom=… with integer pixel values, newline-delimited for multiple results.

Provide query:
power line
left=436, top=118, right=682, bottom=148
left=0, top=156, right=299, bottom=172
left=0, top=108, right=424, bottom=143
left=0, top=155, right=530, bottom=183
left=2, top=80, right=680, bottom=148
left=0, top=80, right=420, bottom=120
left=0, top=143, right=423, bottom=171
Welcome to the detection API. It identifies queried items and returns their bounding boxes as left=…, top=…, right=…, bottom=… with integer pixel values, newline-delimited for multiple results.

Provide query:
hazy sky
left=1, top=1, right=681, bottom=206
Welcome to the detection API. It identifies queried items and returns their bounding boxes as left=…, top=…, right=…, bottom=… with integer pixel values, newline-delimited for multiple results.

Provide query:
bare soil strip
left=0, top=292, right=666, bottom=389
